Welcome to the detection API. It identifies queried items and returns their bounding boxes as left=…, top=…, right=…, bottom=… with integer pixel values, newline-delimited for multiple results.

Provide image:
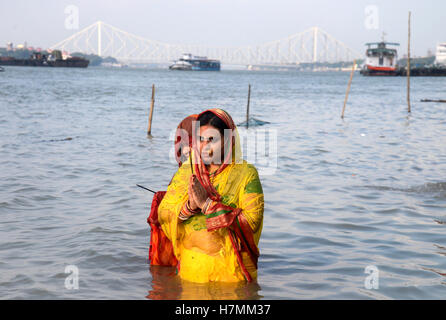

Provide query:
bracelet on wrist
left=186, top=200, right=201, bottom=214
left=179, top=200, right=200, bottom=221
left=202, top=197, right=213, bottom=215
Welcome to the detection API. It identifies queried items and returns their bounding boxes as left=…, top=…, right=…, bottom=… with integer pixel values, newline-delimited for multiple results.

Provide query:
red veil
left=190, top=109, right=259, bottom=282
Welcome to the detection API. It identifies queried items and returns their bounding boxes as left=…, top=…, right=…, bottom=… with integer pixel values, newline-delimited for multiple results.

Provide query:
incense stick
left=136, top=184, right=156, bottom=194
left=189, top=150, right=194, bottom=175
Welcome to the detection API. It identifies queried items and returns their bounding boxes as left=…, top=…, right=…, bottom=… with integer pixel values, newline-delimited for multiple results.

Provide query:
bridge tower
left=50, top=21, right=361, bottom=65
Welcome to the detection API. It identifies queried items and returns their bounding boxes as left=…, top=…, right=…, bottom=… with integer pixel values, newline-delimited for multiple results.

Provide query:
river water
left=0, top=66, right=445, bottom=299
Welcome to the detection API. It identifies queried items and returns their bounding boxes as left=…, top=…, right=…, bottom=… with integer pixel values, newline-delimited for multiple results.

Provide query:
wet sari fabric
left=147, top=191, right=178, bottom=266
left=147, top=115, right=197, bottom=267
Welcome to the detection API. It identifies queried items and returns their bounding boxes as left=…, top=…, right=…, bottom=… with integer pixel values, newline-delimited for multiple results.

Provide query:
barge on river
left=0, top=50, right=89, bottom=68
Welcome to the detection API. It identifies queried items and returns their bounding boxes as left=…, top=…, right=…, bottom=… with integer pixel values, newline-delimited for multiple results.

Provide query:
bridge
left=50, top=21, right=361, bottom=65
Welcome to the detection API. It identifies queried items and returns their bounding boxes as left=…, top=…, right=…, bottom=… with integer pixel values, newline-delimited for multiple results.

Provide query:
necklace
left=208, top=165, right=219, bottom=177
left=209, top=170, right=218, bottom=177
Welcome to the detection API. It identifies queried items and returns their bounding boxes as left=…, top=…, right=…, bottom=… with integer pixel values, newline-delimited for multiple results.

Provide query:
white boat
left=360, top=41, right=399, bottom=76
left=435, top=43, right=446, bottom=66
left=169, top=54, right=220, bottom=71
left=169, top=59, right=193, bottom=71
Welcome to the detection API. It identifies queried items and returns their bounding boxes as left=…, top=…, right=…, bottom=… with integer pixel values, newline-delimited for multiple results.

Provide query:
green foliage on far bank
left=71, top=53, right=118, bottom=66
left=0, top=48, right=34, bottom=59
left=398, top=56, right=436, bottom=67
left=299, top=60, right=364, bottom=68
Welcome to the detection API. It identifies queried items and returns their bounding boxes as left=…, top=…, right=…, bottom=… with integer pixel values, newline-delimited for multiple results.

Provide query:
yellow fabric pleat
left=158, top=158, right=264, bottom=283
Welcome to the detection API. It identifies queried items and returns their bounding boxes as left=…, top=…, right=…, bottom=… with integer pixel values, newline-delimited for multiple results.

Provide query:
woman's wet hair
left=197, top=111, right=229, bottom=136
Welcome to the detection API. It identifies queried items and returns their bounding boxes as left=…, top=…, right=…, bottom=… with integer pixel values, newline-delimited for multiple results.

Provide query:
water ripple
left=1, top=68, right=446, bottom=299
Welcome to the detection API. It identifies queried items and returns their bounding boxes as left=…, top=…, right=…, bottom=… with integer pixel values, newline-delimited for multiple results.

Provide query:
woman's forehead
left=199, top=125, right=220, bottom=136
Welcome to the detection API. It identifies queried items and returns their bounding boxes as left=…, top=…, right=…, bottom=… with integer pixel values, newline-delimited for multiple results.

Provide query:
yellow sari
left=158, top=109, right=264, bottom=283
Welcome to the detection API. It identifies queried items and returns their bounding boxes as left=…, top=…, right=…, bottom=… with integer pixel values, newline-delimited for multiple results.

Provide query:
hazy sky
left=0, top=0, right=444, bottom=57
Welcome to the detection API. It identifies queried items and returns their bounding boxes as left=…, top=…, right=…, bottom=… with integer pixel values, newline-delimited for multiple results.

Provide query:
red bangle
left=179, top=201, right=200, bottom=221
left=186, top=201, right=201, bottom=214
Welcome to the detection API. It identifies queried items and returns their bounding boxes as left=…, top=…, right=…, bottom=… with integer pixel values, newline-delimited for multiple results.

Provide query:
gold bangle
left=179, top=206, right=192, bottom=220
left=186, top=200, right=200, bottom=214
left=178, top=212, right=189, bottom=221
left=179, top=201, right=199, bottom=221
left=202, top=197, right=213, bottom=214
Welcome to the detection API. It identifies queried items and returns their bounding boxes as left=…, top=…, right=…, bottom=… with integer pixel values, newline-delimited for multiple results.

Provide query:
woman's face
left=199, top=124, right=224, bottom=165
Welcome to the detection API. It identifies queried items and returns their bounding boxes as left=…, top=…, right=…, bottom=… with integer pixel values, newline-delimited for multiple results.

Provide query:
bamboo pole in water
left=246, top=84, right=251, bottom=128
left=147, top=84, right=155, bottom=136
left=407, top=11, right=411, bottom=113
left=341, top=60, right=356, bottom=119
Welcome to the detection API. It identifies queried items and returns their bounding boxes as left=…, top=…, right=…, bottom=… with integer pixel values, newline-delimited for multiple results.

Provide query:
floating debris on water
left=363, top=182, right=446, bottom=194
left=434, top=217, right=446, bottom=225
left=40, top=137, right=74, bottom=143
left=421, top=99, right=446, bottom=103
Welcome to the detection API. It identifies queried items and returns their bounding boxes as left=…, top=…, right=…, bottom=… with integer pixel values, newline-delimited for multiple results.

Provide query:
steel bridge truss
left=51, top=21, right=361, bottom=65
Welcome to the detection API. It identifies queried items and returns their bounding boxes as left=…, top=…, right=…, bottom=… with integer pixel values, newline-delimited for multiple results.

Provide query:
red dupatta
left=191, top=108, right=260, bottom=282
left=147, top=191, right=178, bottom=266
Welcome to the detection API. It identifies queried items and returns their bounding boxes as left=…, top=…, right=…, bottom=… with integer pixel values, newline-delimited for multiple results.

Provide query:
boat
left=398, top=65, right=446, bottom=77
left=101, top=62, right=127, bottom=68
left=169, top=54, right=220, bottom=71
left=0, top=66, right=4, bottom=72
left=360, top=41, right=399, bottom=76
left=397, top=42, right=446, bottom=76
left=0, top=50, right=89, bottom=68
left=435, top=43, right=446, bottom=66
left=359, top=36, right=446, bottom=77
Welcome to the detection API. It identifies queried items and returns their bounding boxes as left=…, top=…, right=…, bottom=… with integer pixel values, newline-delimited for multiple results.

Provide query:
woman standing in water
left=158, top=108, right=264, bottom=283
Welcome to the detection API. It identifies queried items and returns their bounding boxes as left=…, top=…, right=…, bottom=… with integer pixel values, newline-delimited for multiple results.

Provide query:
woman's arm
left=238, top=165, right=264, bottom=233
left=158, top=163, right=190, bottom=240
left=201, top=164, right=264, bottom=233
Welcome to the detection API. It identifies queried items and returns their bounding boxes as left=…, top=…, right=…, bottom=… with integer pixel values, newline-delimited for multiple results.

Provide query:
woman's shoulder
left=233, top=161, right=263, bottom=195
left=232, top=161, right=262, bottom=187
left=174, top=159, right=194, bottom=178
left=236, top=160, right=260, bottom=177
left=166, top=161, right=191, bottom=190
